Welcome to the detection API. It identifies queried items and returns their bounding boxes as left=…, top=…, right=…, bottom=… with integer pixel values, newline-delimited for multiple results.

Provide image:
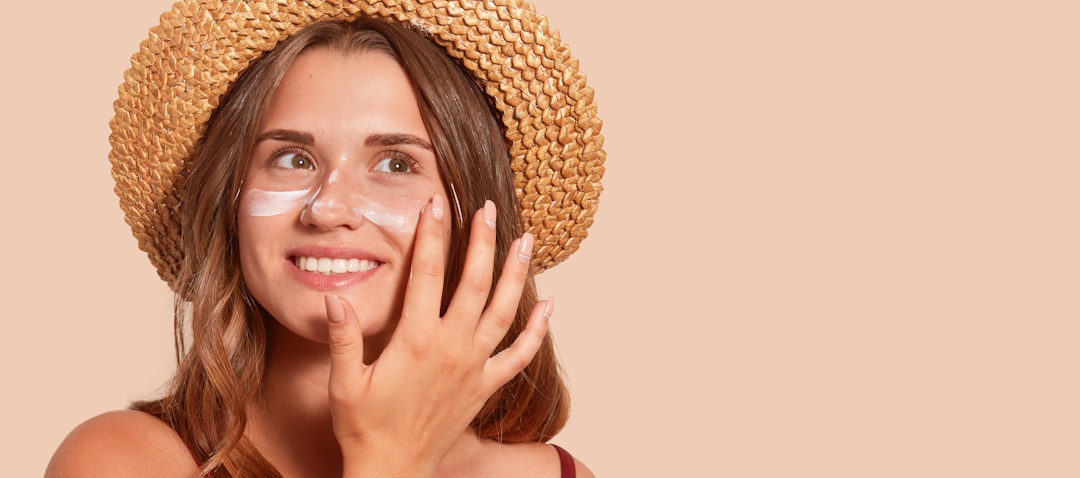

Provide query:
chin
left=262, top=298, right=400, bottom=345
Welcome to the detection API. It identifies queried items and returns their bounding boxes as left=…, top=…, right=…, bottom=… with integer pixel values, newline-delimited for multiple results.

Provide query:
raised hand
left=325, top=196, right=552, bottom=477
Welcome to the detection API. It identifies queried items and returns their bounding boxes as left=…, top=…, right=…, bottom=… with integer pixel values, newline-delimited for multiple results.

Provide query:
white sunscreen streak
left=245, top=185, right=422, bottom=234
left=244, top=188, right=311, bottom=217
left=306, top=186, right=420, bottom=234
left=351, top=198, right=419, bottom=234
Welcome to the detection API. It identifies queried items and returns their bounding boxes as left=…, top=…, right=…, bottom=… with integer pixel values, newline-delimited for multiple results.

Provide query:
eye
left=273, top=152, right=314, bottom=170
left=373, top=156, right=414, bottom=174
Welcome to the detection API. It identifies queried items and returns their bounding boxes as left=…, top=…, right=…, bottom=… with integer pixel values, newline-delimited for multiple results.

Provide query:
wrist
left=341, top=444, right=438, bottom=478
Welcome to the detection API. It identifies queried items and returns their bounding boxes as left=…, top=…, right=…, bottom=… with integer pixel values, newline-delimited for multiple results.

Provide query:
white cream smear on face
left=245, top=188, right=312, bottom=217
left=244, top=187, right=423, bottom=234
left=350, top=198, right=420, bottom=234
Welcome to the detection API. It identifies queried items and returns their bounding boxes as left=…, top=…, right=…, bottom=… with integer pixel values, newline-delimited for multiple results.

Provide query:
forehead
left=262, top=48, right=427, bottom=140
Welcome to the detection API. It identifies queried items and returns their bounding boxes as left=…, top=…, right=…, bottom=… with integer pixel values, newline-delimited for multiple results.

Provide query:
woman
left=47, top=1, right=604, bottom=476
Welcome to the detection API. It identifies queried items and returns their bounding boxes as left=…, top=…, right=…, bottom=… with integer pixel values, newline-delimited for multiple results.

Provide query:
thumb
left=326, top=294, right=366, bottom=405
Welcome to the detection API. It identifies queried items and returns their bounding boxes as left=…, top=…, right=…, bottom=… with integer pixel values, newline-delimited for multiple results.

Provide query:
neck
left=250, top=319, right=344, bottom=477
left=249, top=317, right=483, bottom=477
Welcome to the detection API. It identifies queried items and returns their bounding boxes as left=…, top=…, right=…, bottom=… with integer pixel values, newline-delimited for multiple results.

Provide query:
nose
left=299, top=170, right=365, bottom=231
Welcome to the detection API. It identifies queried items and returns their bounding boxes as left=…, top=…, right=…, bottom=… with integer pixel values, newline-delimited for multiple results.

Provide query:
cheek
left=348, top=193, right=428, bottom=234
left=235, top=208, right=263, bottom=279
left=236, top=189, right=302, bottom=274
left=243, top=188, right=311, bottom=217
left=361, top=191, right=452, bottom=256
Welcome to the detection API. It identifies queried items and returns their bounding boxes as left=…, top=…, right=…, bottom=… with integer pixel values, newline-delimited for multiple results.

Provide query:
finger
left=445, top=200, right=498, bottom=326
left=326, top=295, right=367, bottom=408
left=483, top=297, right=551, bottom=392
left=399, top=194, right=448, bottom=339
left=473, top=232, right=533, bottom=351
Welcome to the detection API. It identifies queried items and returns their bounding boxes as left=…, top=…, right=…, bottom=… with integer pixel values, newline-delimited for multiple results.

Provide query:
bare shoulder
left=567, top=452, right=596, bottom=478
left=46, top=410, right=199, bottom=478
left=470, top=439, right=595, bottom=477
left=554, top=445, right=596, bottom=478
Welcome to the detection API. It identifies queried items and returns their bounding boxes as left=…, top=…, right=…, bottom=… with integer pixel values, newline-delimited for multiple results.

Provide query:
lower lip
left=285, top=259, right=382, bottom=290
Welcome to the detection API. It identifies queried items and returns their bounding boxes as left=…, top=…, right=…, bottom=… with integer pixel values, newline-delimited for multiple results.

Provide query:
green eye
left=274, top=153, right=313, bottom=170
left=374, top=157, right=412, bottom=173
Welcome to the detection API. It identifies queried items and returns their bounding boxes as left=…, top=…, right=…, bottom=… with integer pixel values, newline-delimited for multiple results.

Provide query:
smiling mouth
left=293, top=256, right=381, bottom=275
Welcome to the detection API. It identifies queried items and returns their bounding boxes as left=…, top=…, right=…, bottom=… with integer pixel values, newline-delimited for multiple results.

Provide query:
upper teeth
left=296, top=257, right=378, bottom=274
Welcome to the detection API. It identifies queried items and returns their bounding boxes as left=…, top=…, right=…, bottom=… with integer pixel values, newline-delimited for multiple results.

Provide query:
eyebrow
left=365, top=132, right=434, bottom=152
left=256, top=129, right=315, bottom=145
left=255, top=129, right=434, bottom=152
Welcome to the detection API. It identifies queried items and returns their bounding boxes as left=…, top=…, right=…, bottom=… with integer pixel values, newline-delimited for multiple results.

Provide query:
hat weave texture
left=109, top=0, right=605, bottom=290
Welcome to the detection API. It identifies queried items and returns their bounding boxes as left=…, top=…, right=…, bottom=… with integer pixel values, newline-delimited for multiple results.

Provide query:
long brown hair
left=132, top=18, right=569, bottom=477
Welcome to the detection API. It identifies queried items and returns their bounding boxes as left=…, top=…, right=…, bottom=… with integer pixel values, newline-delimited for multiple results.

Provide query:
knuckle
left=407, top=332, right=434, bottom=357
left=510, top=353, right=533, bottom=372
left=466, top=275, right=490, bottom=297
left=489, top=309, right=515, bottom=331
left=439, top=351, right=460, bottom=372
left=420, top=260, right=443, bottom=278
left=329, top=334, right=358, bottom=355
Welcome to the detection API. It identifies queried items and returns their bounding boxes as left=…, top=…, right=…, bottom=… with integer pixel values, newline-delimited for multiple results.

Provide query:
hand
left=324, top=195, right=552, bottom=477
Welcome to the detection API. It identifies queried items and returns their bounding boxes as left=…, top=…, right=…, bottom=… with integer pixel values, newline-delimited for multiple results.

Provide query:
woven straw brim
left=109, top=0, right=605, bottom=291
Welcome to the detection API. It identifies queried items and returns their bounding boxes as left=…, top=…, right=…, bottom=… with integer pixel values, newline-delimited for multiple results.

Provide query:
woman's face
left=237, top=47, right=451, bottom=345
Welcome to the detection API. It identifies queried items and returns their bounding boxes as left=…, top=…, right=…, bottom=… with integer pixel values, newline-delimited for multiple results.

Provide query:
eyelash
left=375, top=148, right=423, bottom=176
left=265, top=146, right=424, bottom=176
left=267, top=146, right=314, bottom=171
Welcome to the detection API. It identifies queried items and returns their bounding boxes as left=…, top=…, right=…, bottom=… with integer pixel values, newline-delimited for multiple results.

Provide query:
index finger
left=398, top=194, right=447, bottom=339
left=443, top=200, right=498, bottom=327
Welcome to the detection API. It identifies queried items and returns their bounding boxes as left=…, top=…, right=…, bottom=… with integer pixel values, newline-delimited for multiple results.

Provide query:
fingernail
left=517, top=232, right=534, bottom=264
left=326, top=295, right=345, bottom=323
left=432, top=194, right=444, bottom=221
left=543, top=296, right=554, bottom=321
left=483, top=200, right=496, bottom=229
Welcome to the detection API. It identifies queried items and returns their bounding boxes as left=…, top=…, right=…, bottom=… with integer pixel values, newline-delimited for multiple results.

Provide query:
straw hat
left=109, top=0, right=605, bottom=291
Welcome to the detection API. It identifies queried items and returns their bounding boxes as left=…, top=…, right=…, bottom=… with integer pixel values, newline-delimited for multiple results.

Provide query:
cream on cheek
left=242, top=185, right=428, bottom=233
left=305, top=190, right=425, bottom=234
left=244, top=188, right=312, bottom=217
left=348, top=195, right=426, bottom=234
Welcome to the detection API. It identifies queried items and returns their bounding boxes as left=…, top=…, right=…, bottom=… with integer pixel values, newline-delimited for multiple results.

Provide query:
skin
left=237, top=46, right=451, bottom=363
left=46, top=49, right=594, bottom=477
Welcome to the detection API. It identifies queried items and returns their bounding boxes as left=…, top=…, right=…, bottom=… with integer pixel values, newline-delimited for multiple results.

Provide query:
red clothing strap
left=189, top=451, right=210, bottom=478
left=552, top=444, right=576, bottom=478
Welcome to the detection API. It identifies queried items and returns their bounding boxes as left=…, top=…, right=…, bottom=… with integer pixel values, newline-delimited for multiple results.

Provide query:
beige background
left=3, top=0, right=1078, bottom=476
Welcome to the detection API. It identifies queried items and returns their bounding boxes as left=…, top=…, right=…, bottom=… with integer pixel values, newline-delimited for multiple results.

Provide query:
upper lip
left=285, top=245, right=385, bottom=263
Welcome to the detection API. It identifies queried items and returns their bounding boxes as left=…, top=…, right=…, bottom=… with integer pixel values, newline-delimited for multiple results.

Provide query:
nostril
left=300, top=184, right=366, bottom=230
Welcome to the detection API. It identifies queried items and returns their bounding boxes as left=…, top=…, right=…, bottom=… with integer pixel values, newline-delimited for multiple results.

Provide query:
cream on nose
left=301, top=168, right=430, bottom=234
left=302, top=177, right=366, bottom=229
